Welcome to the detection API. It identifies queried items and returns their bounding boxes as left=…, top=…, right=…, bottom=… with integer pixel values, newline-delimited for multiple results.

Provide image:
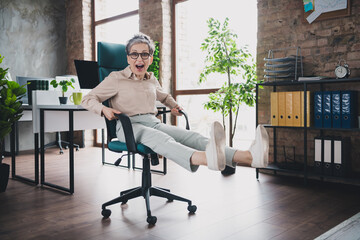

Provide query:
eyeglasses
left=128, top=52, right=151, bottom=60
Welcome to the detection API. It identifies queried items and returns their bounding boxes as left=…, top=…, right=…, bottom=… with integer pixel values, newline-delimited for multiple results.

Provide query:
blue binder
left=314, top=91, right=322, bottom=128
left=332, top=91, right=341, bottom=128
left=323, top=91, right=332, bottom=128
left=341, top=91, right=358, bottom=128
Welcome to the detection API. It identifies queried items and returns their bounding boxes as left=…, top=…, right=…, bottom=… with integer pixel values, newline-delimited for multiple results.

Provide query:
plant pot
left=0, top=163, right=10, bottom=192
left=59, top=97, right=68, bottom=105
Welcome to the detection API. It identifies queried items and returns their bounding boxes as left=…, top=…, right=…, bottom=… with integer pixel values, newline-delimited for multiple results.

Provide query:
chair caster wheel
left=147, top=216, right=157, bottom=225
left=167, top=198, right=173, bottom=202
left=121, top=200, right=127, bottom=205
left=188, top=205, right=197, bottom=213
left=76, top=147, right=79, bottom=151
left=101, top=209, right=111, bottom=218
left=60, top=151, right=64, bottom=154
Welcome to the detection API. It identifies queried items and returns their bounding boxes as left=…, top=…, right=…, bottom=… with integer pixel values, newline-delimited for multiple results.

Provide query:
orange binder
left=270, top=92, right=278, bottom=126
left=300, top=91, right=311, bottom=127
left=278, top=92, right=286, bottom=126
left=292, top=91, right=301, bottom=126
left=285, top=91, right=293, bottom=126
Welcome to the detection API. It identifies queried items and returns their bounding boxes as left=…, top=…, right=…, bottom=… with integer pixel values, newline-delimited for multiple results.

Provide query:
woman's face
left=127, top=43, right=153, bottom=79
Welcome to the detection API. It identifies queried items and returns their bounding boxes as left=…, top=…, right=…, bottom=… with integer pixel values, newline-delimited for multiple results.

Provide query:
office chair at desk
left=97, top=42, right=196, bottom=224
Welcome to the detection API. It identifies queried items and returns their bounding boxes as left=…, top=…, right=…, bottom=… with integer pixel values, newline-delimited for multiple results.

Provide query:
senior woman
left=81, top=33, right=269, bottom=173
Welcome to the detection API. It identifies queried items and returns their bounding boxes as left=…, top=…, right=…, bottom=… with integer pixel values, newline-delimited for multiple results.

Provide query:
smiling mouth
left=136, top=64, right=145, bottom=71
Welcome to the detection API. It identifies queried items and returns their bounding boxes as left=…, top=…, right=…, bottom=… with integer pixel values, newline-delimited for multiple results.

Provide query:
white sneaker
left=206, top=121, right=226, bottom=171
left=249, top=125, right=269, bottom=168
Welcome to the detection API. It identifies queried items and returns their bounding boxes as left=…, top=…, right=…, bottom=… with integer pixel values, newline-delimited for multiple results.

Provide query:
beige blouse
left=81, top=66, right=178, bottom=116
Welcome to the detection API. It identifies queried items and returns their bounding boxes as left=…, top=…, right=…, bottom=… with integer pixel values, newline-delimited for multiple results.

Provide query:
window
left=93, top=0, right=139, bottom=146
left=95, top=15, right=139, bottom=45
left=94, top=0, right=138, bottom=21
left=94, top=0, right=139, bottom=48
left=174, top=0, right=258, bottom=146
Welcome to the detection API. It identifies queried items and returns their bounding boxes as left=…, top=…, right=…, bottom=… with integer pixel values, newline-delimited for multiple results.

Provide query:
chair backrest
left=97, top=42, right=128, bottom=142
left=98, top=42, right=128, bottom=82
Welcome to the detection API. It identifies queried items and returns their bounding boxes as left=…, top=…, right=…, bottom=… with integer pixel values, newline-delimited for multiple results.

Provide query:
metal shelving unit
left=255, top=77, right=360, bottom=185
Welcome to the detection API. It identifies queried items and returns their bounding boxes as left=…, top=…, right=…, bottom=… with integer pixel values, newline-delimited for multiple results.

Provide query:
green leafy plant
left=199, top=17, right=260, bottom=147
left=50, top=78, right=75, bottom=97
left=0, top=54, right=26, bottom=161
left=148, top=41, right=160, bottom=80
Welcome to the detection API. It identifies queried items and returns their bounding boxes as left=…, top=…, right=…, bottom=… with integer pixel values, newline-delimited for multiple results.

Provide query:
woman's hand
left=171, top=106, right=183, bottom=116
left=102, top=106, right=121, bottom=120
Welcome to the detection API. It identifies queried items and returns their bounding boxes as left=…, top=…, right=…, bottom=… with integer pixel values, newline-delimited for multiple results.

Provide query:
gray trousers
left=116, top=114, right=236, bottom=172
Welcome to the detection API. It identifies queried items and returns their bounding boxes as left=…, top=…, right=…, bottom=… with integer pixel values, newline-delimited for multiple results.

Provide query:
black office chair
left=97, top=42, right=196, bottom=225
left=101, top=111, right=196, bottom=225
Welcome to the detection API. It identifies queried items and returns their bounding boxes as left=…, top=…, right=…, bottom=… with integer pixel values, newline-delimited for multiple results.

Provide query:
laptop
left=74, top=60, right=100, bottom=89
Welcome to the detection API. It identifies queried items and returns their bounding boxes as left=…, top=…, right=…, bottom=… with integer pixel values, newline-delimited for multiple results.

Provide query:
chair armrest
left=178, top=110, right=190, bottom=130
left=156, top=110, right=190, bottom=130
left=115, top=113, right=137, bottom=153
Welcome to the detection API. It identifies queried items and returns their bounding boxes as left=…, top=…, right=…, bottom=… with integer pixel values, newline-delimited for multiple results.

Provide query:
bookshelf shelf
left=256, top=78, right=360, bottom=185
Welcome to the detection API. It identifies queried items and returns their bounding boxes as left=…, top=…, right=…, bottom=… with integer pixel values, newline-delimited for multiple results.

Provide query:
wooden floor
left=1, top=146, right=360, bottom=240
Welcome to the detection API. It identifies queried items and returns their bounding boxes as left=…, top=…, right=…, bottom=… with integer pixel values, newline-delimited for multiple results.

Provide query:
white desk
left=11, top=91, right=169, bottom=193
left=11, top=91, right=106, bottom=193
left=38, top=105, right=105, bottom=193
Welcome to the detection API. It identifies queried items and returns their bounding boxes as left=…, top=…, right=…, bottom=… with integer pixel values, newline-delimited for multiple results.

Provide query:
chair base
left=43, top=132, right=79, bottom=154
left=101, top=155, right=197, bottom=225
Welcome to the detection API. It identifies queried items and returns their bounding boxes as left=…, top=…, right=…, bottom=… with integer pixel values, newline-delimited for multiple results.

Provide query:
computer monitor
left=74, top=60, right=100, bottom=89
left=16, top=76, right=53, bottom=105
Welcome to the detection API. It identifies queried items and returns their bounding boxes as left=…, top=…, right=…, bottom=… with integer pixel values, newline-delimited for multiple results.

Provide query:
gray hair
left=125, top=33, right=155, bottom=55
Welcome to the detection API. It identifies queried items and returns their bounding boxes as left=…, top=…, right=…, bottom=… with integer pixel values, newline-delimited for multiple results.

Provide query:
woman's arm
left=81, top=72, right=120, bottom=117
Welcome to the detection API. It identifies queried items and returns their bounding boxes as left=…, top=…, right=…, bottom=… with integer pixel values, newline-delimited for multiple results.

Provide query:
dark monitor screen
left=74, top=60, right=100, bottom=89
left=16, top=76, right=52, bottom=104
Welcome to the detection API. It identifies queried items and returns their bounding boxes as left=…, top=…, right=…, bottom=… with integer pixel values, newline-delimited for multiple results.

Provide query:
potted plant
left=50, top=78, right=75, bottom=104
left=199, top=17, right=260, bottom=175
left=0, top=54, right=26, bottom=192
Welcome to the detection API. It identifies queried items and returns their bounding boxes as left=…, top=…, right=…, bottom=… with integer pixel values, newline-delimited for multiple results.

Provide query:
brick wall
left=65, top=0, right=93, bottom=75
left=65, top=0, right=83, bottom=75
left=82, top=0, right=93, bottom=61
left=139, top=0, right=172, bottom=93
left=257, top=0, right=360, bottom=172
left=257, top=0, right=360, bottom=77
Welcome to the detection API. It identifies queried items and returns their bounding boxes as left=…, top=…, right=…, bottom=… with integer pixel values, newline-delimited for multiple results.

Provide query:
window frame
left=171, top=0, right=220, bottom=101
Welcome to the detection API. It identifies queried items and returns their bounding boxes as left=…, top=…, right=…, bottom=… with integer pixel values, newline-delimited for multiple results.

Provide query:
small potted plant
left=50, top=78, right=75, bottom=104
left=0, top=54, right=26, bottom=192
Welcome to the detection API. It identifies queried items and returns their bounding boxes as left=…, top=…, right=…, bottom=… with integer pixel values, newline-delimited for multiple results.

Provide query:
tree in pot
left=50, top=78, right=75, bottom=104
left=199, top=18, right=260, bottom=175
left=0, top=54, right=26, bottom=192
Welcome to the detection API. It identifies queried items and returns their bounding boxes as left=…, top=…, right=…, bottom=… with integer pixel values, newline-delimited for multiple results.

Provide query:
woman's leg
left=154, top=122, right=237, bottom=169
left=116, top=119, right=199, bottom=172
left=184, top=124, right=269, bottom=169
left=232, top=125, right=269, bottom=168
left=232, top=150, right=252, bottom=166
